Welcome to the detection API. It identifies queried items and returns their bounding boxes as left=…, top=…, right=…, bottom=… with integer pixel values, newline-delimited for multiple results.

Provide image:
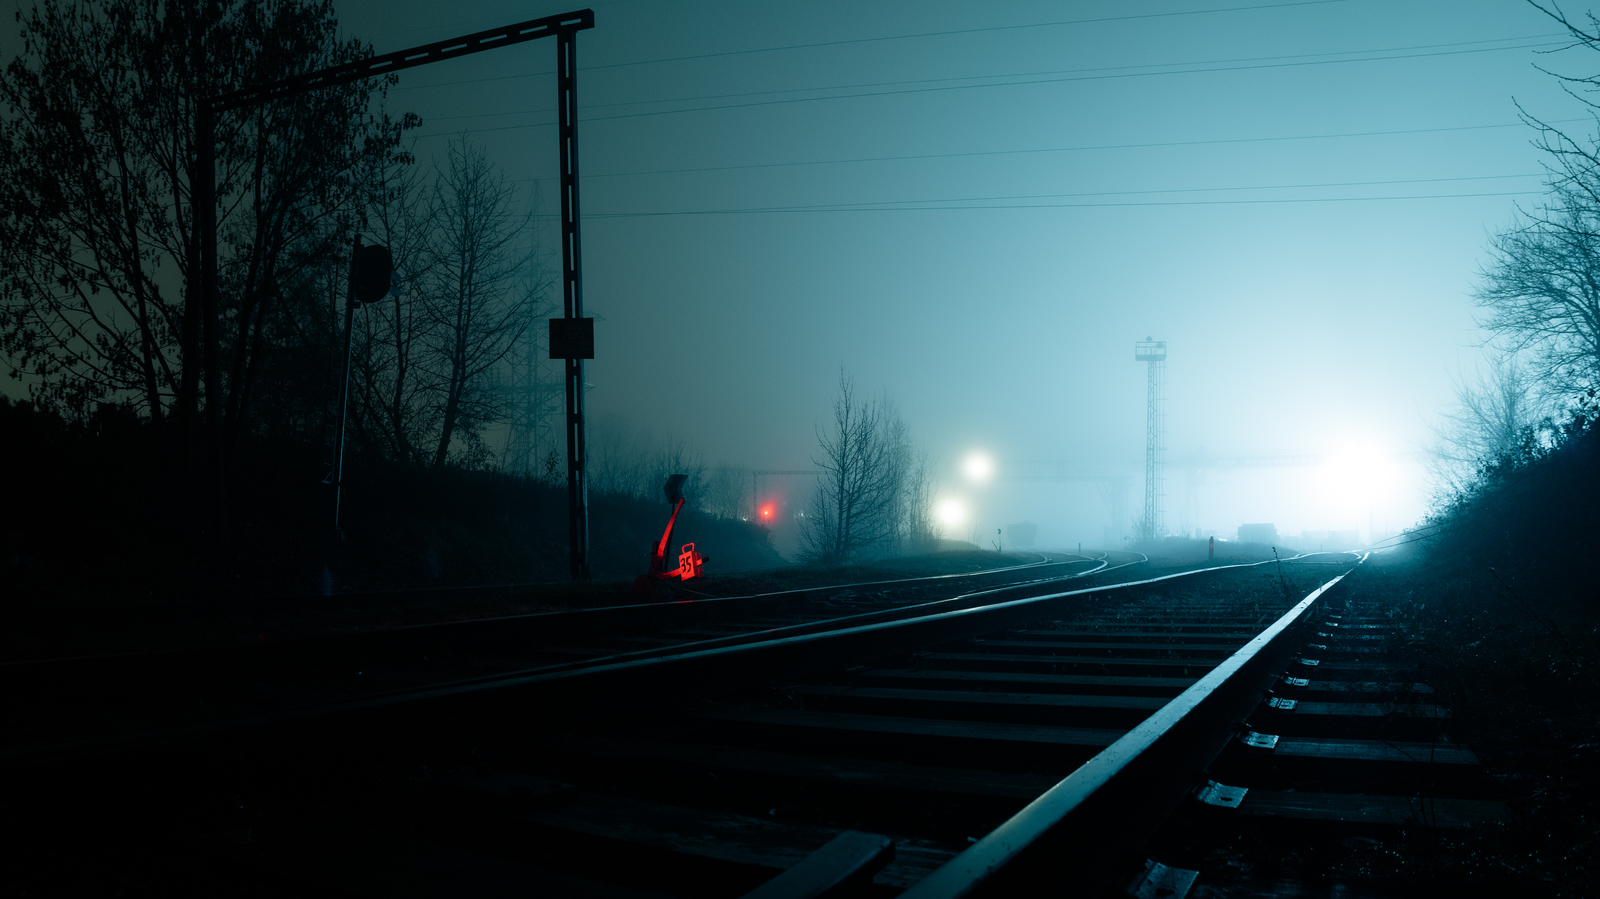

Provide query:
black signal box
left=549, top=317, right=594, bottom=359
left=351, top=244, right=393, bottom=305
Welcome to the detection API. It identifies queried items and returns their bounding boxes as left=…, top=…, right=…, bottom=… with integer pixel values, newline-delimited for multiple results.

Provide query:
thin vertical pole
left=558, top=28, right=590, bottom=579
left=197, top=103, right=226, bottom=536
left=330, top=235, right=362, bottom=535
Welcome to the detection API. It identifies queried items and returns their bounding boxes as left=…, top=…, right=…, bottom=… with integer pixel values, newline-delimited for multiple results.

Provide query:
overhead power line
left=585, top=0, right=1355, bottom=71
left=494, top=119, right=1581, bottom=186
left=392, top=0, right=1357, bottom=96
left=587, top=38, right=1572, bottom=124
left=422, top=32, right=1566, bottom=122
left=563, top=118, right=1592, bottom=182
left=404, top=35, right=1567, bottom=139
left=581, top=189, right=1543, bottom=218
left=706, top=173, right=1547, bottom=213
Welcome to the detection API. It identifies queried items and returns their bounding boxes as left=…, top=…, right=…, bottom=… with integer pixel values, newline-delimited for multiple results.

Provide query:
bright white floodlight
left=963, top=453, right=994, bottom=482
left=1320, top=444, right=1395, bottom=502
left=937, top=498, right=965, bottom=527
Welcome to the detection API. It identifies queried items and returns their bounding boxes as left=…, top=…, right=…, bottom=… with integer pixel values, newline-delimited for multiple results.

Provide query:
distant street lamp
left=963, top=453, right=994, bottom=482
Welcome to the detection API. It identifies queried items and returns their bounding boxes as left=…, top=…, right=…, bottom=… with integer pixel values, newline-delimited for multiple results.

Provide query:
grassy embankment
left=1328, top=398, right=1598, bottom=896
left=1, top=397, right=785, bottom=606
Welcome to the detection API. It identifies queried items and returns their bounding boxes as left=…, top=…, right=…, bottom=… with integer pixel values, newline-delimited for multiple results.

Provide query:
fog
left=4, top=0, right=1580, bottom=550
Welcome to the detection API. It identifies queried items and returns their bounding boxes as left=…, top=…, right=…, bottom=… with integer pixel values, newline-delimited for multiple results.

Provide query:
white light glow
left=937, top=498, right=965, bottom=527
left=1315, top=443, right=1398, bottom=518
left=1329, top=445, right=1395, bottom=487
left=962, top=453, right=994, bottom=482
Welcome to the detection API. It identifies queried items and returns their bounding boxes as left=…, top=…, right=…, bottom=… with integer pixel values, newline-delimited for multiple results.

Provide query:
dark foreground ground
left=0, top=554, right=1297, bottom=897
left=7, top=537, right=1590, bottom=895
left=1330, top=550, right=1597, bottom=897
left=1197, top=545, right=1594, bottom=898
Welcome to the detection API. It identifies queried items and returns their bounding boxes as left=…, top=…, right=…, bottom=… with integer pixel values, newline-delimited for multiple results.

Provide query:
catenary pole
left=558, top=26, right=591, bottom=579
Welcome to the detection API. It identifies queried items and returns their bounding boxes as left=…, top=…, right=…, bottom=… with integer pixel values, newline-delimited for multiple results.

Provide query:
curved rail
left=0, top=552, right=1300, bottom=766
left=2, top=552, right=1098, bottom=670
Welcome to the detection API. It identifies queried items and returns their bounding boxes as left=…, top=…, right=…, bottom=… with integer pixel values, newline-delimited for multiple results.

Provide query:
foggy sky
left=4, top=0, right=1586, bottom=547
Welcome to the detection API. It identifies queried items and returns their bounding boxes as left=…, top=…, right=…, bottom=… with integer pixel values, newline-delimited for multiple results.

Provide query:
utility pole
left=1135, top=338, right=1167, bottom=541
left=327, top=237, right=392, bottom=536
left=328, top=236, right=362, bottom=537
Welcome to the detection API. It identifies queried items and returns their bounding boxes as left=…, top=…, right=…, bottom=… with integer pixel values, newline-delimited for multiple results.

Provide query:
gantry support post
left=557, top=25, right=590, bottom=579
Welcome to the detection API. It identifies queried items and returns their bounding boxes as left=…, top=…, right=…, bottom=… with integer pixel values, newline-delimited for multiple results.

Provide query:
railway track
left=4, top=550, right=1502, bottom=896
left=1, top=551, right=1126, bottom=762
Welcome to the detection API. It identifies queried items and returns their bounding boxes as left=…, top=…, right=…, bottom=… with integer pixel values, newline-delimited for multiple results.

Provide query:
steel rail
left=0, top=553, right=1322, bottom=767
left=2, top=553, right=1105, bottom=679
left=301, top=550, right=1130, bottom=682
left=900, top=554, right=1367, bottom=898
left=0, top=554, right=1128, bottom=765
left=361, top=553, right=1324, bottom=710
left=4, top=549, right=1084, bottom=624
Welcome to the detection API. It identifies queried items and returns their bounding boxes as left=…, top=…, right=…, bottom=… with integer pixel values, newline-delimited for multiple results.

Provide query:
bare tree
left=1427, top=354, right=1549, bottom=494
left=799, top=371, right=911, bottom=565
left=0, top=0, right=401, bottom=447
left=0, top=0, right=179, bottom=424
left=1521, top=3, right=1600, bottom=213
left=645, top=437, right=706, bottom=505
left=1462, top=3, right=1600, bottom=399
left=351, top=135, right=436, bottom=468
left=587, top=414, right=649, bottom=496
left=701, top=465, right=752, bottom=521
left=498, top=216, right=561, bottom=477
left=899, top=450, right=942, bottom=554
left=421, top=139, right=535, bottom=468
left=586, top=414, right=707, bottom=500
left=1474, top=191, right=1600, bottom=395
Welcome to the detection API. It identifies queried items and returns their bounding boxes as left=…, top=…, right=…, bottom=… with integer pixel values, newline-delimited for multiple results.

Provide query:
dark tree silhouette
left=1474, top=191, right=1600, bottom=396
left=800, top=371, right=912, bottom=565
left=421, top=139, right=544, bottom=469
left=0, top=0, right=411, bottom=471
left=351, top=134, right=436, bottom=469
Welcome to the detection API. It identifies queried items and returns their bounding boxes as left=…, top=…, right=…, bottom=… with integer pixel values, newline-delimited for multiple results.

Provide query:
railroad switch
left=634, top=474, right=707, bottom=594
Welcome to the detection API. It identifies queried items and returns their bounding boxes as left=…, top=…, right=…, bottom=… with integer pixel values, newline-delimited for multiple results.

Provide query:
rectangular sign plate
left=549, top=317, right=594, bottom=359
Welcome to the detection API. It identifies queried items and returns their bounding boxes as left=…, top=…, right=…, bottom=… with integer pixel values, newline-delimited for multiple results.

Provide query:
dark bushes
left=1, top=397, right=781, bottom=606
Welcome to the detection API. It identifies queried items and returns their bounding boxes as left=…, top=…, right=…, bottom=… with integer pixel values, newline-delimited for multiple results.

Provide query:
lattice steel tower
left=503, top=331, right=562, bottom=478
left=1134, top=338, right=1167, bottom=541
